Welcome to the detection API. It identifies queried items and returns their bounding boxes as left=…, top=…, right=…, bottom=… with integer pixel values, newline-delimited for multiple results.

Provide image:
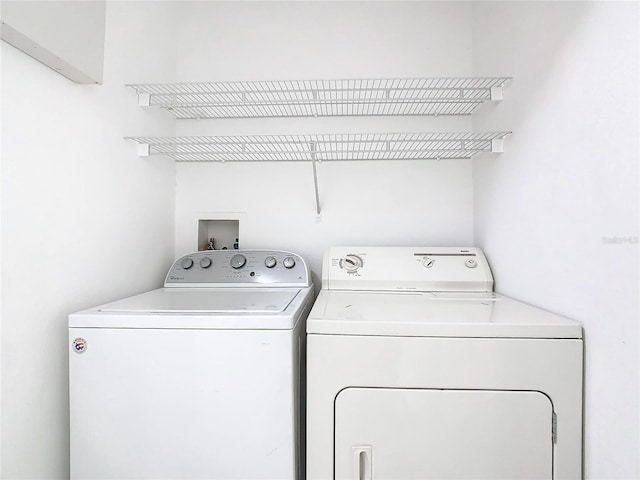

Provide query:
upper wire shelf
left=125, top=132, right=511, bottom=162
left=126, top=77, right=511, bottom=119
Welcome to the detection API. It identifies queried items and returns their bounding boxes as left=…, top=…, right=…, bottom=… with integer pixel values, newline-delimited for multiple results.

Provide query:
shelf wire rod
left=283, top=81, right=291, bottom=114
left=155, top=148, right=491, bottom=162
left=162, top=153, right=481, bottom=162
left=381, top=79, right=392, bottom=116
left=255, top=82, right=269, bottom=118
left=362, top=79, right=370, bottom=116
left=272, top=81, right=282, bottom=117
left=145, top=88, right=499, bottom=100
left=142, top=96, right=499, bottom=109
left=127, top=78, right=512, bottom=101
left=303, top=80, right=312, bottom=117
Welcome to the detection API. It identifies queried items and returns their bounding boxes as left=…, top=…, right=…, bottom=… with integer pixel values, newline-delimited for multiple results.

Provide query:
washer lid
left=307, top=290, right=583, bottom=339
left=99, top=288, right=301, bottom=314
left=69, top=287, right=310, bottom=330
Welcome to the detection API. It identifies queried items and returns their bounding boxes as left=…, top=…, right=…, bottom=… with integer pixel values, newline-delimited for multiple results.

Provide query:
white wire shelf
left=125, top=132, right=511, bottom=162
left=126, top=132, right=510, bottom=214
left=126, top=78, right=511, bottom=119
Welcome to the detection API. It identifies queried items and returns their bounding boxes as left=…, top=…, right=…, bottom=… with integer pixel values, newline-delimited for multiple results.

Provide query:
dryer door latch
left=352, top=445, right=373, bottom=480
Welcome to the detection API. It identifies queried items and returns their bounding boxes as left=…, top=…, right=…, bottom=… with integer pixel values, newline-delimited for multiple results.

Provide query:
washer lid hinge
left=552, top=411, right=558, bottom=444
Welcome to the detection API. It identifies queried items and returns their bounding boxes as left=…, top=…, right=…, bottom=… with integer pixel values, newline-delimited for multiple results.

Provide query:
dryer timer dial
left=340, top=254, right=363, bottom=273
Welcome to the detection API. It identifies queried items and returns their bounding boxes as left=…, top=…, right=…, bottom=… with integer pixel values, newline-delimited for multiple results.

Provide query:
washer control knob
left=340, top=254, right=363, bottom=272
left=282, top=256, right=296, bottom=269
left=181, top=257, right=194, bottom=269
left=264, top=256, right=277, bottom=268
left=230, top=254, right=247, bottom=269
left=465, top=258, right=477, bottom=268
left=422, top=257, right=435, bottom=268
left=199, top=257, right=212, bottom=269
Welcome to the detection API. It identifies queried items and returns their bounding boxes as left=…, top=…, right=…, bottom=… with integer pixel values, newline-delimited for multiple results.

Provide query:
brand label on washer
left=72, top=338, right=87, bottom=354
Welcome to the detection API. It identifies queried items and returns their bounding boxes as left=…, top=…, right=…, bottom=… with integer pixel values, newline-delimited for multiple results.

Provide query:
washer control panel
left=324, top=247, right=493, bottom=292
left=165, top=250, right=310, bottom=287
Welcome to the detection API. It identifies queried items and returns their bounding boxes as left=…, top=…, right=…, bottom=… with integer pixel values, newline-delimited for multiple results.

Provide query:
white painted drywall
left=173, top=1, right=477, bottom=277
left=1, top=0, right=106, bottom=83
left=0, top=2, right=176, bottom=478
left=472, top=2, right=639, bottom=478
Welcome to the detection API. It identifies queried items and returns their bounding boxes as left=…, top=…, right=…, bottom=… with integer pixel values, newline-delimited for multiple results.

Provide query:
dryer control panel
left=323, top=247, right=493, bottom=292
left=165, top=250, right=311, bottom=288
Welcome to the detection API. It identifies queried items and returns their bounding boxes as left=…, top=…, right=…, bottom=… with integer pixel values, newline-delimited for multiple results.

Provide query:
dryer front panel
left=335, top=388, right=554, bottom=480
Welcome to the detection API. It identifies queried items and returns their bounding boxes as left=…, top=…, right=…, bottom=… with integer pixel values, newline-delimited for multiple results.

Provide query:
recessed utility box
left=177, top=211, right=246, bottom=257
left=198, top=219, right=239, bottom=251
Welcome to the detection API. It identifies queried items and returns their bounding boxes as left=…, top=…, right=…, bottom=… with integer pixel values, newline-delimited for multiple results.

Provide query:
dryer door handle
left=351, top=445, right=373, bottom=480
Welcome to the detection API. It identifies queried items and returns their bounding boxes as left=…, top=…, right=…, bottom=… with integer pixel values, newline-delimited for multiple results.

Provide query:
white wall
left=0, top=2, right=176, bottom=478
left=472, top=2, right=639, bottom=478
left=3, top=2, right=637, bottom=479
left=173, top=1, right=477, bottom=277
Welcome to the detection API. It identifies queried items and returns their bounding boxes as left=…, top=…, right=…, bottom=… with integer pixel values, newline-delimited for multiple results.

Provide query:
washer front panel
left=70, top=325, right=300, bottom=479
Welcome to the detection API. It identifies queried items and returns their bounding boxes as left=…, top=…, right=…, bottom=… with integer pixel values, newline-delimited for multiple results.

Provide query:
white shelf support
left=490, top=86, right=504, bottom=101
left=136, top=143, right=150, bottom=157
left=309, top=142, right=321, bottom=215
left=136, top=92, right=151, bottom=107
left=491, top=138, right=505, bottom=153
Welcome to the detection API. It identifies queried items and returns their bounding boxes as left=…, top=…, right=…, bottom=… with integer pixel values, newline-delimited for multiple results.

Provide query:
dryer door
left=335, top=388, right=553, bottom=480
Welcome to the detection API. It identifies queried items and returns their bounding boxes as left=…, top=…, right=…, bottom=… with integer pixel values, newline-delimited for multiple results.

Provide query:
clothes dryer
left=306, top=247, right=583, bottom=480
left=69, top=250, right=313, bottom=480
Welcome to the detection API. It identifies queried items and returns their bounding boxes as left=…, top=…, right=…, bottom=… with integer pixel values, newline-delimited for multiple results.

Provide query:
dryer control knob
left=264, top=256, right=277, bottom=268
left=283, top=256, right=296, bottom=269
left=340, top=254, right=363, bottom=272
left=422, top=257, right=435, bottom=268
left=199, top=257, right=212, bottom=269
left=230, top=254, right=247, bottom=269
left=181, top=257, right=194, bottom=269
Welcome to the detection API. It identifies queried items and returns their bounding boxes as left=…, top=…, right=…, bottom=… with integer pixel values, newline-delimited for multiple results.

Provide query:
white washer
left=69, top=250, right=313, bottom=480
left=307, top=247, right=583, bottom=480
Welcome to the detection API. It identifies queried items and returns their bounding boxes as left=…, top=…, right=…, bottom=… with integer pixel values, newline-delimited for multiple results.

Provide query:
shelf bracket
left=490, top=86, right=503, bottom=101
left=309, top=142, right=321, bottom=216
left=136, top=92, right=151, bottom=107
left=136, top=143, right=150, bottom=156
left=491, top=138, right=505, bottom=153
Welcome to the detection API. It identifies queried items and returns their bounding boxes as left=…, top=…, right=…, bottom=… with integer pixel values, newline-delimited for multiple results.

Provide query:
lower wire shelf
left=125, top=132, right=511, bottom=214
left=125, top=132, right=510, bottom=162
